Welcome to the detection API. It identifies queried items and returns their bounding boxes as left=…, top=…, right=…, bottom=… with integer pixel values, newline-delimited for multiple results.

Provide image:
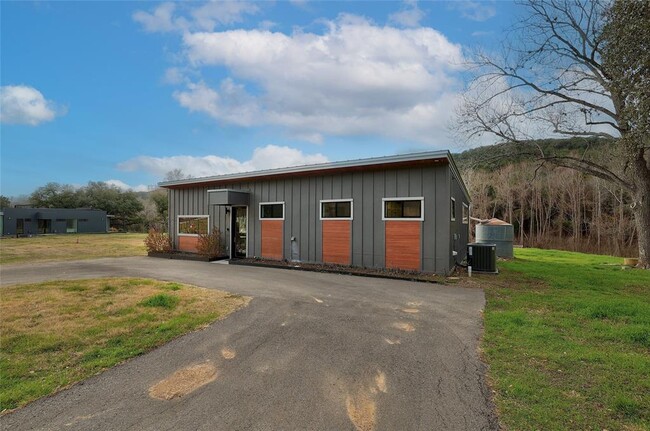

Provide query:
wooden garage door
left=322, top=220, right=351, bottom=265
left=261, top=220, right=283, bottom=260
left=385, top=221, right=421, bottom=271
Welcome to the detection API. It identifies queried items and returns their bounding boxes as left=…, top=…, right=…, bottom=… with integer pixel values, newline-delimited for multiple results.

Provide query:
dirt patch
left=345, top=369, right=388, bottom=431
left=392, top=322, right=415, bottom=332
left=402, top=308, right=419, bottom=314
left=221, top=348, right=236, bottom=360
left=374, top=371, right=387, bottom=394
left=149, top=362, right=217, bottom=400
left=346, top=391, right=376, bottom=431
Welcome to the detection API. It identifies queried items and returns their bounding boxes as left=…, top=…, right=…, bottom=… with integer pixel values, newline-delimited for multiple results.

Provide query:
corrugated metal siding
left=168, top=164, right=454, bottom=274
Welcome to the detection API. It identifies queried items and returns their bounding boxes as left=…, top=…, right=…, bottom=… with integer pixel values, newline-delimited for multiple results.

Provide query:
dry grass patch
left=148, top=361, right=218, bottom=400
left=0, top=278, right=249, bottom=412
left=0, top=233, right=147, bottom=265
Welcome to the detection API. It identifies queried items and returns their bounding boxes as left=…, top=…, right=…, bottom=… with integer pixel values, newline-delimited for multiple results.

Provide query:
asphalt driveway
left=0, top=257, right=498, bottom=430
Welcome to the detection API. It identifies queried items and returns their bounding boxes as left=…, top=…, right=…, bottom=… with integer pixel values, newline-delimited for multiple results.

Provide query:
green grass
left=0, top=278, right=249, bottom=412
left=481, top=249, right=650, bottom=430
left=140, top=293, right=180, bottom=309
left=0, top=233, right=147, bottom=265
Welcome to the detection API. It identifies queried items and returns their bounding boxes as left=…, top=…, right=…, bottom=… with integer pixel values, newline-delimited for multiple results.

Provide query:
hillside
left=453, top=137, right=612, bottom=171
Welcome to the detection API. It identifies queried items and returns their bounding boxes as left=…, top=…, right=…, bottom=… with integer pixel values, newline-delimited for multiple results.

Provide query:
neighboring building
left=160, top=151, right=470, bottom=275
left=1, top=208, right=109, bottom=236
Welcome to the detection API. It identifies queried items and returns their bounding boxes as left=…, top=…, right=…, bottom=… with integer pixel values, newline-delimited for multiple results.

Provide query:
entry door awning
left=208, top=189, right=250, bottom=206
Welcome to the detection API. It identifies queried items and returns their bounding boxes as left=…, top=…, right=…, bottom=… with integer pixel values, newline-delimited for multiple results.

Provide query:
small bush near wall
left=144, top=229, right=172, bottom=253
left=197, top=228, right=224, bottom=258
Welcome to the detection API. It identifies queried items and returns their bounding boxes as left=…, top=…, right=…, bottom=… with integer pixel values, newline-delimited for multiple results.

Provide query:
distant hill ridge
left=453, top=137, right=612, bottom=171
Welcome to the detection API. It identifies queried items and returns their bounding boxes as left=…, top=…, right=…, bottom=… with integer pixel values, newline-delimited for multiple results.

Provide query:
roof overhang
left=208, top=189, right=250, bottom=206
left=159, top=151, right=451, bottom=190
left=158, top=150, right=471, bottom=203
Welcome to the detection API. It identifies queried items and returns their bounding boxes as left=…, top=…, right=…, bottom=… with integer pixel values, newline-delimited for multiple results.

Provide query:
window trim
left=177, top=215, right=209, bottom=237
left=259, top=201, right=285, bottom=221
left=451, top=197, right=456, bottom=221
left=319, top=199, right=353, bottom=220
left=462, top=203, right=469, bottom=224
left=381, top=197, right=424, bottom=221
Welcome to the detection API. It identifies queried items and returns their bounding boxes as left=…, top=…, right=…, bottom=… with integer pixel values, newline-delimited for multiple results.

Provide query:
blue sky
left=1, top=1, right=517, bottom=197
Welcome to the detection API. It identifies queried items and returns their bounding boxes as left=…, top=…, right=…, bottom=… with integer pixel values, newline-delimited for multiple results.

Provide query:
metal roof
left=160, top=150, right=447, bottom=185
left=158, top=150, right=470, bottom=201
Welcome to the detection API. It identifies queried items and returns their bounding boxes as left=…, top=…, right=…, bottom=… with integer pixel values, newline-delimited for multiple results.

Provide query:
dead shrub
left=144, top=229, right=172, bottom=253
left=197, top=228, right=224, bottom=258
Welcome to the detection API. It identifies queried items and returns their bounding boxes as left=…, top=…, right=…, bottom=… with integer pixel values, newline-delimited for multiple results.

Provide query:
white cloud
left=162, top=67, right=185, bottom=85
left=173, top=79, right=260, bottom=126
left=190, top=1, right=259, bottom=30
left=104, top=179, right=150, bottom=192
left=133, top=1, right=258, bottom=33
left=389, top=0, right=425, bottom=28
left=132, top=2, right=188, bottom=33
left=175, top=14, right=464, bottom=145
left=0, top=85, right=64, bottom=126
left=450, top=1, right=496, bottom=22
left=258, top=20, right=277, bottom=31
left=471, top=30, right=493, bottom=37
left=118, top=145, right=329, bottom=179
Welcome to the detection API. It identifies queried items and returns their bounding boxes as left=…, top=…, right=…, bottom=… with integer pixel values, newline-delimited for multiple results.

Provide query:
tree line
left=462, top=161, right=638, bottom=258
left=457, top=138, right=639, bottom=258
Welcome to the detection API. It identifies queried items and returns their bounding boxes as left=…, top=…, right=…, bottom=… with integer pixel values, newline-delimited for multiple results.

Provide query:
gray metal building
left=160, top=151, right=470, bottom=274
left=1, top=208, right=109, bottom=236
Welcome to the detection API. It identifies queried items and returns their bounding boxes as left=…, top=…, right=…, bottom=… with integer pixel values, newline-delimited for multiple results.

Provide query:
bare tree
left=163, top=169, right=192, bottom=182
left=456, top=0, right=649, bottom=267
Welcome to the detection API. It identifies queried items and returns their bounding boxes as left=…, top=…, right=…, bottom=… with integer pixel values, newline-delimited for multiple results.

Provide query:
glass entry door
left=231, top=206, right=247, bottom=258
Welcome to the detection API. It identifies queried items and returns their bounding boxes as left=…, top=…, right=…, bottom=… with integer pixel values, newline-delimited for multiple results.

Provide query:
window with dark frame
left=462, top=203, right=469, bottom=224
left=451, top=198, right=456, bottom=221
left=260, top=203, right=284, bottom=219
left=178, top=216, right=208, bottom=235
left=66, top=219, right=77, bottom=233
left=384, top=199, right=422, bottom=219
left=321, top=201, right=352, bottom=219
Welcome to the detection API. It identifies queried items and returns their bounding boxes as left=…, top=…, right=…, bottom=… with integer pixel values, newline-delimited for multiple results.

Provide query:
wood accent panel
left=322, top=220, right=351, bottom=265
left=178, top=236, right=199, bottom=253
left=261, top=220, right=283, bottom=260
left=385, top=221, right=421, bottom=271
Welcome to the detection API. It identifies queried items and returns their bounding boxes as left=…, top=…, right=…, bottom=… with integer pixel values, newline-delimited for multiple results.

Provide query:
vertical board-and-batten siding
left=168, top=163, right=452, bottom=273
left=450, top=171, right=471, bottom=269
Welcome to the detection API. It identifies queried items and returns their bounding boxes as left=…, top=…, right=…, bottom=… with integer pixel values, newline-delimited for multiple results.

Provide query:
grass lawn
left=480, top=249, right=649, bottom=431
left=0, top=278, right=249, bottom=412
left=0, top=233, right=147, bottom=265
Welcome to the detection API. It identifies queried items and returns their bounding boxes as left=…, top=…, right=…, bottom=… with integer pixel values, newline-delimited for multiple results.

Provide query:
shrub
left=197, top=227, right=224, bottom=258
left=144, top=229, right=172, bottom=253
